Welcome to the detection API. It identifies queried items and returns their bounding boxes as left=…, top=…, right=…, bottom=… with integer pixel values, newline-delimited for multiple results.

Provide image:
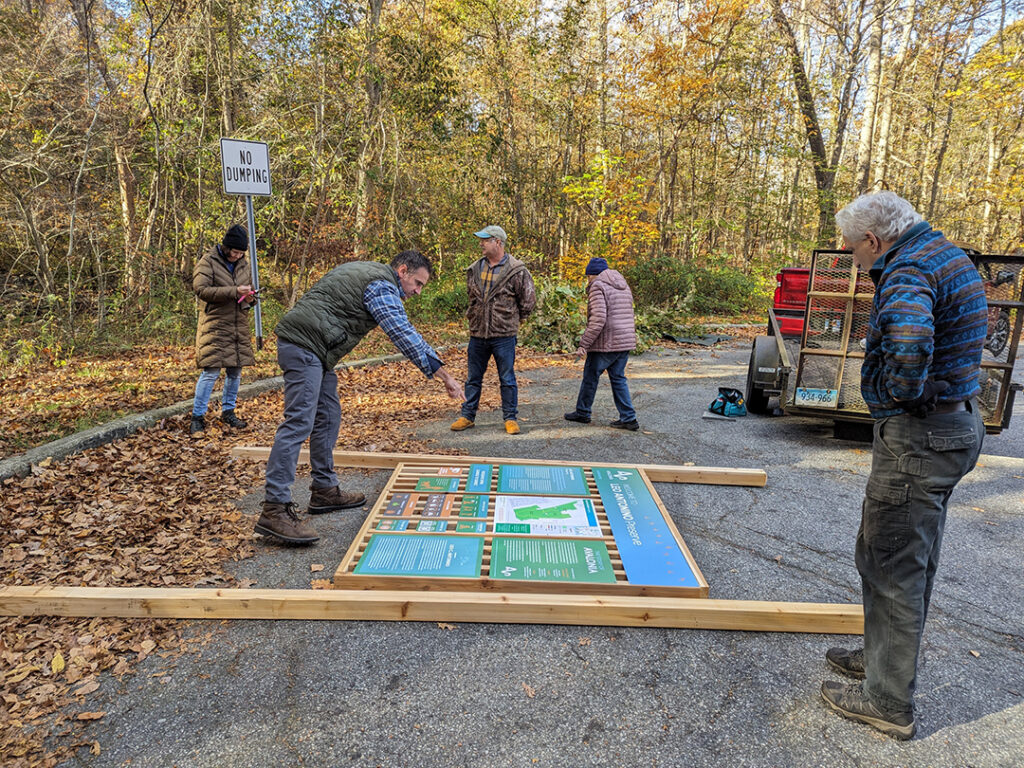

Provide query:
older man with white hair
left=820, top=191, right=988, bottom=739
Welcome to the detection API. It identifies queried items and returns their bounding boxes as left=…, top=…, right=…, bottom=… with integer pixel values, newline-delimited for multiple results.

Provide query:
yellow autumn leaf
left=51, top=652, right=65, bottom=674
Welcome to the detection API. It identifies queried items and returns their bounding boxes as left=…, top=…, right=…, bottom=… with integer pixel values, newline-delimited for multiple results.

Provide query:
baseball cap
left=473, top=225, right=507, bottom=244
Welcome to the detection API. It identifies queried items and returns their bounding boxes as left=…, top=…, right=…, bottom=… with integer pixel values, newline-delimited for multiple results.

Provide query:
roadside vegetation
left=1, top=244, right=769, bottom=458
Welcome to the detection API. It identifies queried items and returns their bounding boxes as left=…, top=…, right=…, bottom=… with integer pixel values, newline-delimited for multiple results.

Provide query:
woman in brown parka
left=191, top=224, right=256, bottom=434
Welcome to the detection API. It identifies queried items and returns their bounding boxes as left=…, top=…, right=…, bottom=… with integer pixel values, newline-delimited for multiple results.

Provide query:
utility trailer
left=746, top=249, right=1024, bottom=437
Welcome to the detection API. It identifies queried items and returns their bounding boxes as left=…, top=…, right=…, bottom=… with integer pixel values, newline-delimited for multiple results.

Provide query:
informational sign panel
left=219, top=138, right=272, bottom=197
left=353, top=534, right=483, bottom=578
left=592, top=467, right=701, bottom=588
left=335, top=461, right=709, bottom=598
left=496, top=465, right=590, bottom=496
left=490, top=538, right=616, bottom=584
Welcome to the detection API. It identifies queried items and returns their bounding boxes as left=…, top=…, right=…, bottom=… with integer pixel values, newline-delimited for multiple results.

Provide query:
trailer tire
left=745, top=340, right=772, bottom=415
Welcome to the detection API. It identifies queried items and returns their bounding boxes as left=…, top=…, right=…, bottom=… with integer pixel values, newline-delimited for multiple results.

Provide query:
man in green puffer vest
left=258, top=250, right=462, bottom=545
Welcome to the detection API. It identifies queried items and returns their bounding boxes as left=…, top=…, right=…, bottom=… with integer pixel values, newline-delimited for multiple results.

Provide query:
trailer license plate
left=795, top=387, right=839, bottom=408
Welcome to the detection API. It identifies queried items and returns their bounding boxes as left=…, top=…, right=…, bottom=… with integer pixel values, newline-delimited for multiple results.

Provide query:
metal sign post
left=220, top=138, right=272, bottom=350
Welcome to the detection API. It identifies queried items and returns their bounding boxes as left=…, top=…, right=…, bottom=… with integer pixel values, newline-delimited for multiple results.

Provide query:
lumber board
left=0, top=586, right=861, bottom=634
left=230, top=448, right=768, bottom=488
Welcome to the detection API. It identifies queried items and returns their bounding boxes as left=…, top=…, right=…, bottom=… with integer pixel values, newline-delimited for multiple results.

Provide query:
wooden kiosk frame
left=0, top=452, right=864, bottom=633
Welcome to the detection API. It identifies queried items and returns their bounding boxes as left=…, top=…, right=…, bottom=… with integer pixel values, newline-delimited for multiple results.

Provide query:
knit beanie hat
left=222, top=224, right=248, bottom=251
left=585, top=257, right=609, bottom=275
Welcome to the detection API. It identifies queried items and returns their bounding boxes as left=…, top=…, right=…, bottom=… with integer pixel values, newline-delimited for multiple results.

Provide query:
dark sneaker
left=308, top=486, right=366, bottom=515
left=610, top=419, right=639, bottom=431
left=564, top=412, right=592, bottom=424
left=820, top=681, right=915, bottom=740
left=254, top=502, right=319, bottom=545
left=220, top=410, right=248, bottom=429
left=190, top=415, right=205, bottom=434
left=826, top=646, right=866, bottom=680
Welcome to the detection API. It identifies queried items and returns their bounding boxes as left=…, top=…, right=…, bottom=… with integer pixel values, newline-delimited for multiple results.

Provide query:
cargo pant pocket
left=862, top=479, right=912, bottom=553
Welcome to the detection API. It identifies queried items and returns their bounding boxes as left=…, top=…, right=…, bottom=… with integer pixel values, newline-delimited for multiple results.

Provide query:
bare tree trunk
left=70, top=0, right=145, bottom=298
left=9, top=187, right=55, bottom=296
left=114, top=142, right=142, bottom=294
left=983, top=119, right=997, bottom=247
left=598, top=0, right=609, bottom=152
left=353, top=0, right=385, bottom=259
left=873, top=1, right=914, bottom=188
left=927, top=16, right=973, bottom=220
left=769, top=0, right=843, bottom=245
left=855, top=10, right=883, bottom=194
left=220, top=0, right=238, bottom=136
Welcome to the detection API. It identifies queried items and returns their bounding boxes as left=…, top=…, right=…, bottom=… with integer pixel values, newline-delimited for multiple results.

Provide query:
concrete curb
left=0, top=351, right=412, bottom=482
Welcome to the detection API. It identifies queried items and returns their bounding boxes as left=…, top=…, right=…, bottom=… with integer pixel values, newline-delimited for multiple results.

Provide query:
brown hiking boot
left=821, top=681, right=915, bottom=740
left=254, top=502, right=319, bottom=545
left=308, top=485, right=366, bottom=515
left=450, top=416, right=475, bottom=431
left=826, top=646, right=866, bottom=680
left=505, top=419, right=521, bottom=435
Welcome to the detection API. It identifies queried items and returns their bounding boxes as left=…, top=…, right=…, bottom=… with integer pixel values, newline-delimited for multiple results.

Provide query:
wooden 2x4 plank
left=0, top=586, right=862, bottom=634
left=230, top=448, right=767, bottom=488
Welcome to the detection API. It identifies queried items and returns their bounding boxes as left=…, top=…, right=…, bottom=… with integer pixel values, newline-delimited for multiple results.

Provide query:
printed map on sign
left=493, top=496, right=601, bottom=537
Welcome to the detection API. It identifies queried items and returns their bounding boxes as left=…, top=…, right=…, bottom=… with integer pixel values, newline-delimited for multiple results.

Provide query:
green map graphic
left=514, top=501, right=577, bottom=520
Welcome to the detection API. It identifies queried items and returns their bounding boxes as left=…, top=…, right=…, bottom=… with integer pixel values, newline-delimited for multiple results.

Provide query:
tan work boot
left=254, top=502, right=319, bottom=545
left=309, top=485, right=366, bottom=515
left=505, top=419, right=521, bottom=435
left=450, top=416, right=475, bottom=431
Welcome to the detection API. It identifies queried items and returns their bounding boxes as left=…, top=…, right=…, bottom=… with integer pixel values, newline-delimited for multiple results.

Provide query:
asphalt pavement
left=58, top=340, right=1024, bottom=768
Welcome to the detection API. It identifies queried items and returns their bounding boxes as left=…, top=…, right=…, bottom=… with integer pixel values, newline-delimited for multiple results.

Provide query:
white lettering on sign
left=220, top=138, right=272, bottom=196
left=610, top=483, right=642, bottom=546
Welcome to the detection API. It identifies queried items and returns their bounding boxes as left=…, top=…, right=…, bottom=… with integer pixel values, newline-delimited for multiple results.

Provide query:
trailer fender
left=749, top=335, right=783, bottom=388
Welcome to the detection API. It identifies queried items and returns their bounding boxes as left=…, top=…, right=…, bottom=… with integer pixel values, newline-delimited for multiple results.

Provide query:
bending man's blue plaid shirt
left=363, top=274, right=443, bottom=377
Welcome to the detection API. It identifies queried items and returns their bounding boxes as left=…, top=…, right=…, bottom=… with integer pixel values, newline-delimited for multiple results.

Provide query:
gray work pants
left=857, top=399, right=983, bottom=714
left=264, top=340, right=341, bottom=504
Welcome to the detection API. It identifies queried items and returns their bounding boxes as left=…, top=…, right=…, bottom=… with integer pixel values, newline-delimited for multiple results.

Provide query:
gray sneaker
left=826, top=646, right=865, bottom=679
left=821, top=681, right=915, bottom=740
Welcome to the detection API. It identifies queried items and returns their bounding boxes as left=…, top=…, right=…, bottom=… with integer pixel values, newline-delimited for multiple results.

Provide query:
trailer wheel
left=745, top=340, right=772, bottom=415
left=986, top=310, right=1010, bottom=357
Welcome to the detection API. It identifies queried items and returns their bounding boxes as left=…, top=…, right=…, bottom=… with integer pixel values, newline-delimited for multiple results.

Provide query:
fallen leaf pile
left=0, top=321, right=466, bottom=460
left=0, top=348, right=573, bottom=766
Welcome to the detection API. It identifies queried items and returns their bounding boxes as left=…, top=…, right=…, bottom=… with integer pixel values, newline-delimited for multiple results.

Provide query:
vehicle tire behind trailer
left=834, top=420, right=874, bottom=443
left=745, top=339, right=772, bottom=415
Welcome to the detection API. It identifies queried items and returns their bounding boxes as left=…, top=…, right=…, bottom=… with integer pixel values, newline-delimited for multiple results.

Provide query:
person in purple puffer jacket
left=564, top=257, right=639, bottom=430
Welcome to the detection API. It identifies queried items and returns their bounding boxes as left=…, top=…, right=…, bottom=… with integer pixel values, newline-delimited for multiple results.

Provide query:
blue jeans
left=856, top=400, right=983, bottom=714
left=574, top=351, right=635, bottom=422
left=192, top=367, right=242, bottom=416
left=461, top=336, right=518, bottom=421
left=264, top=341, right=342, bottom=504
